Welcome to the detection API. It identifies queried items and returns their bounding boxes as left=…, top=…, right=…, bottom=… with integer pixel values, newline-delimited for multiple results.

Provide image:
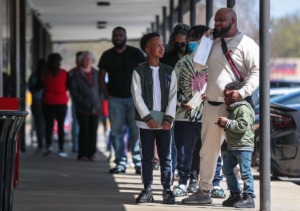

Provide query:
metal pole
left=227, top=0, right=236, bottom=8
left=259, top=0, right=271, bottom=210
left=19, top=0, right=27, bottom=170
left=206, top=0, right=213, bottom=26
left=20, top=0, right=26, bottom=110
left=169, top=0, right=174, bottom=32
left=0, top=0, right=3, bottom=97
left=10, top=0, right=20, bottom=97
left=155, top=15, right=160, bottom=33
left=151, top=22, right=155, bottom=32
left=190, top=0, right=196, bottom=26
left=178, top=0, right=183, bottom=23
left=162, top=6, right=167, bottom=44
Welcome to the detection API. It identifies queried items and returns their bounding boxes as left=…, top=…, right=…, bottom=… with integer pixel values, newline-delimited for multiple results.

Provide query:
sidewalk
left=13, top=146, right=300, bottom=211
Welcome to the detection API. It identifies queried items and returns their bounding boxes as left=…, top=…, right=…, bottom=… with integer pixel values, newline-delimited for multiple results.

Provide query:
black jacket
left=68, top=68, right=100, bottom=114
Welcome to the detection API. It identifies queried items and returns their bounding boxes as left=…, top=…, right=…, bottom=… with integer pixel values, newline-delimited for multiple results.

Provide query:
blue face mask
left=188, top=41, right=198, bottom=52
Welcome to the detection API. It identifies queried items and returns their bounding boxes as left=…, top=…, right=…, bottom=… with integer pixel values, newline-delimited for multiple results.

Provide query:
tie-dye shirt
left=174, top=54, right=208, bottom=122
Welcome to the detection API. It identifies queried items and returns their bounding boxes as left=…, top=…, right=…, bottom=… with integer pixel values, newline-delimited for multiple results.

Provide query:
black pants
left=174, top=121, right=201, bottom=184
left=31, top=100, right=45, bottom=149
left=139, top=128, right=172, bottom=190
left=43, top=104, right=67, bottom=151
left=76, top=112, right=98, bottom=159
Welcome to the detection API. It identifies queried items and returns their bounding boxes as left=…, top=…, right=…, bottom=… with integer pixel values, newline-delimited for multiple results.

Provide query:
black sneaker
left=136, top=190, right=154, bottom=203
left=109, top=166, right=126, bottom=174
left=234, top=194, right=255, bottom=208
left=187, top=179, right=199, bottom=193
left=222, top=192, right=241, bottom=207
left=43, top=148, right=52, bottom=156
left=135, top=167, right=141, bottom=175
left=163, top=189, right=175, bottom=204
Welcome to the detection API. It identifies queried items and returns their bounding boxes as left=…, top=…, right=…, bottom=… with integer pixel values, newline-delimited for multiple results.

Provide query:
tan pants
left=199, top=102, right=228, bottom=190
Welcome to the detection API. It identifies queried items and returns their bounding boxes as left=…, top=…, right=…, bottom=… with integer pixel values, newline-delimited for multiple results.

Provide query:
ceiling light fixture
left=97, top=21, right=107, bottom=25
left=97, top=21, right=107, bottom=29
left=97, top=2, right=110, bottom=6
left=97, top=25, right=106, bottom=29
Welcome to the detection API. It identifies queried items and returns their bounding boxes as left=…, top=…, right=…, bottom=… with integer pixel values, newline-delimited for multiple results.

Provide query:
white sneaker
left=173, top=184, right=187, bottom=197
left=58, top=151, right=68, bottom=158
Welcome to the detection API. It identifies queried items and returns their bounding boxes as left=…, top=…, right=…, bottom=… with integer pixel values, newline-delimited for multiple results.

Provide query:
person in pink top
left=41, top=53, right=69, bottom=157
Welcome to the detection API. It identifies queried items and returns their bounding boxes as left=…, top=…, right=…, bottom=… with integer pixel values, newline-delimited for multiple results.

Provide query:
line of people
left=131, top=7, right=259, bottom=209
left=28, top=6, right=259, bottom=209
left=28, top=51, right=106, bottom=161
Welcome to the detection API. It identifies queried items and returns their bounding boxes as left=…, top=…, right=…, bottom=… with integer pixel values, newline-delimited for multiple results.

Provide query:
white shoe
left=173, top=184, right=187, bottom=197
left=58, top=151, right=68, bottom=158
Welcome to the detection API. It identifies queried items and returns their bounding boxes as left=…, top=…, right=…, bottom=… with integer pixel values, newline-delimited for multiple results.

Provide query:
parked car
left=270, top=80, right=300, bottom=88
left=270, top=87, right=300, bottom=98
left=255, top=103, right=300, bottom=178
left=254, top=89, right=300, bottom=114
left=253, top=90, right=300, bottom=172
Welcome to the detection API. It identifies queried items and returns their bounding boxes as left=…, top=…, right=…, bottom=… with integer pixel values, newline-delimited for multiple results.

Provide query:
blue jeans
left=213, top=156, right=223, bottom=187
left=108, top=97, right=141, bottom=169
left=222, top=150, right=255, bottom=197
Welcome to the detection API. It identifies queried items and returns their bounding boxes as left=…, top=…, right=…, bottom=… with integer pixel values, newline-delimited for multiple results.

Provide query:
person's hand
left=162, top=121, right=171, bottom=130
left=226, top=90, right=242, bottom=101
left=203, top=29, right=214, bottom=38
left=201, top=94, right=207, bottom=101
left=147, top=119, right=159, bottom=129
left=181, top=100, right=193, bottom=110
left=215, top=117, right=228, bottom=128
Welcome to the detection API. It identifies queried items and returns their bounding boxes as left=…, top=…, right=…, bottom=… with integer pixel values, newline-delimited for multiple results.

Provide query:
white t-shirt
left=150, top=66, right=161, bottom=111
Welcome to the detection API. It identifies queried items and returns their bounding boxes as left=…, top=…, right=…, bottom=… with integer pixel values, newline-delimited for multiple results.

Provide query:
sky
left=271, top=0, right=300, bottom=18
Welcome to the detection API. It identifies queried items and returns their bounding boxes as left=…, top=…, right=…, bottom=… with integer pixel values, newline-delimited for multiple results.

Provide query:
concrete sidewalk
left=13, top=147, right=300, bottom=211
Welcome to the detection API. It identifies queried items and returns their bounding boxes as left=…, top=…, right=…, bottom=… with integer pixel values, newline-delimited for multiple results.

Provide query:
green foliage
left=271, top=13, right=300, bottom=57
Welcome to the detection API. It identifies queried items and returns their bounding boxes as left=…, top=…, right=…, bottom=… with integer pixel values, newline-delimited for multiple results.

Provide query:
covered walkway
left=13, top=145, right=300, bottom=211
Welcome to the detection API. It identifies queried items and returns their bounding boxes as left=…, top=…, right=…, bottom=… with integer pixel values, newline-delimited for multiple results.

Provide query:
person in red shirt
left=42, top=53, right=69, bottom=157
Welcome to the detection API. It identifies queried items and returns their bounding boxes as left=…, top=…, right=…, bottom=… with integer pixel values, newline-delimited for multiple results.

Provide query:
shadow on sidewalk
left=13, top=147, right=140, bottom=211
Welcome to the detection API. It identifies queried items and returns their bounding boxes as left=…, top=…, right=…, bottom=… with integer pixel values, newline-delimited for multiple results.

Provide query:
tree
left=271, top=13, right=300, bottom=57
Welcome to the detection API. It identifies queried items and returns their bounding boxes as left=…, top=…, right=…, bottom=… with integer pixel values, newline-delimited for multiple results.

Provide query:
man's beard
left=213, top=22, right=232, bottom=38
left=113, top=40, right=126, bottom=49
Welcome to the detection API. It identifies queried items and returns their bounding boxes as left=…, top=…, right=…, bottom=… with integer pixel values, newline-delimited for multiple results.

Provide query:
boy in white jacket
left=131, top=32, right=177, bottom=204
